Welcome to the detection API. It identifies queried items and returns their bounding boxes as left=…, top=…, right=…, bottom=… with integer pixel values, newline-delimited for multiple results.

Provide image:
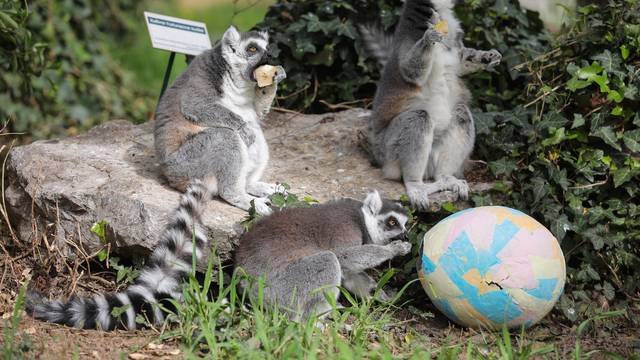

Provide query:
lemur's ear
left=259, top=29, right=269, bottom=41
left=363, top=190, right=383, bottom=215
left=223, top=25, right=241, bottom=46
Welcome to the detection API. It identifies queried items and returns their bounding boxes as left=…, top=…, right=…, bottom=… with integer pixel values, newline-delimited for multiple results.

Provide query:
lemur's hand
left=484, top=49, right=502, bottom=70
left=423, top=10, right=444, bottom=44
left=388, top=240, right=412, bottom=257
left=273, top=66, right=286, bottom=84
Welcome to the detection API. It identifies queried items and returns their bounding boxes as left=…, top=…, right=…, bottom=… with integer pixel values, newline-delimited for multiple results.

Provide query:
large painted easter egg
left=417, top=206, right=566, bottom=330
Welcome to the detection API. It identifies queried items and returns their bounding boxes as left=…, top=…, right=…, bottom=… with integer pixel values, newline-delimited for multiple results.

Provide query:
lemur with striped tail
left=361, top=0, right=502, bottom=210
left=154, top=25, right=285, bottom=216
left=26, top=182, right=211, bottom=330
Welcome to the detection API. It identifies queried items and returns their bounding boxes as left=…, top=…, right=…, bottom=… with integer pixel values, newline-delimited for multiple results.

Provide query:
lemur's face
left=221, top=26, right=271, bottom=84
left=361, top=191, right=410, bottom=245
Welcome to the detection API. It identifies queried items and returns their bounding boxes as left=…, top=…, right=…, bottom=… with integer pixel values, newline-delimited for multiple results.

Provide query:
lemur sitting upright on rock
left=154, top=25, right=285, bottom=216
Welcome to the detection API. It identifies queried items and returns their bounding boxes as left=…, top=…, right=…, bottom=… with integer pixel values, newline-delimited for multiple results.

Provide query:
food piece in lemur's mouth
left=434, top=19, right=449, bottom=35
left=254, top=65, right=280, bottom=87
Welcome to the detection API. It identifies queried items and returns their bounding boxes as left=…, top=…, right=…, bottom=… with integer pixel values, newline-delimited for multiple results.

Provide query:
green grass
left=2, top=260, right=632, bottom=360
left=2, top=285, right=29, bottom=360
left=149, top=255, right=626, bottom=360
left=109, top=0, right=274, bottom=97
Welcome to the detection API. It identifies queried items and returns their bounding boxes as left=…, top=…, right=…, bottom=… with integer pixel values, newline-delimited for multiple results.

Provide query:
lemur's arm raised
left=333, top=241, right=412, bottom=273
left=254, top=66, right=286, bottom=119
left=399, top=27, right=444, bottom=84
left=459, top=47, right=502, bottom=76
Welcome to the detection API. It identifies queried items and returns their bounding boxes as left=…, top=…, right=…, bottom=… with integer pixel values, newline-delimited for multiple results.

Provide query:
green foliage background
left=0, top=0, right=155, bottom=138
left=261, top=0, right=640, bottom=322
left=258, top=0, right=403, bottom=112
left=0, top=0, right=272, bottom=139
left=472, top=0, right=640, bottom=322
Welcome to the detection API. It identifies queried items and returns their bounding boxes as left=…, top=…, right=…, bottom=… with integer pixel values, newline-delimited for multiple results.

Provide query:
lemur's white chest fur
left=218, top=74, right=269, bottom=174
left=412, top=7, right=463, bottom=134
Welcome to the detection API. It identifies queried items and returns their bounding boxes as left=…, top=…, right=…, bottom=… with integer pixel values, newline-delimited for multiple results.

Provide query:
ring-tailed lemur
left=361, top=0, right=502, bottom=210
left=234, top=191, right=411, bottom=321
left=27, top=189, right=408, bottom=328
left=154, top=26, right=286, bottom=216
left=27, top=181, right=212, bottom=330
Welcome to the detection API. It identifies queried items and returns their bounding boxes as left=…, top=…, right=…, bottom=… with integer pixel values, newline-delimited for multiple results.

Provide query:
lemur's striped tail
left=26, top=181, right=211, bottom=330
left=358, top=24, right=395, bottom=70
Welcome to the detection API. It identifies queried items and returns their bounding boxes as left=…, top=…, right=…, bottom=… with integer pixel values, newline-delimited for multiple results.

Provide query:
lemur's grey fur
left=154, top=26, right=286, bottom=216
left=362, top=0, right=502, bottom=210
left=27, top=181, right=212, bottom=330
left=234, top=191, right=411, bottom=321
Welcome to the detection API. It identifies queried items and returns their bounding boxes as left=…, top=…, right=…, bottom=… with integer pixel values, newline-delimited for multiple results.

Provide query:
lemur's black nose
left=392, top=232, right=408, bottom=241
left=258, top=53, right=270, bottom=66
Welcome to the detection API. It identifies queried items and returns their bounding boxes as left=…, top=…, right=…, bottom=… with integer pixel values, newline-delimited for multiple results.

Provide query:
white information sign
left=144, top=12, right=212, bottom=56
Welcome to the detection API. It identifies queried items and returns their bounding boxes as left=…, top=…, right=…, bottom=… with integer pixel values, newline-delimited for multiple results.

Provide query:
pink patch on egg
left=499, top=228, right=557, bottom=260
left=489, top=258, right=538, bottom=290
left=490, top=227, right=557, bottom=290
left=443, top=209, right=497, bottom=251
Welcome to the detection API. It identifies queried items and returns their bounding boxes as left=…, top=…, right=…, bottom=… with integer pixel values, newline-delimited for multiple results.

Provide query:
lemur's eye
left=248, top=46, right=258, bottom=53
left=387, top=217, right=398, bottom=227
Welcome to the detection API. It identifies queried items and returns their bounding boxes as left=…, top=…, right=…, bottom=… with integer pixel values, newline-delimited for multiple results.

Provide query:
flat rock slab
left=6, top=109, right=492, bottom=263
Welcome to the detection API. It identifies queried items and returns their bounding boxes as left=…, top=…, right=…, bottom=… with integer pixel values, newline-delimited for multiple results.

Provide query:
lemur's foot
left=405, top=182, right=431, bottom=210
left=376, top=287, right=398, bottom=303
left=247, top=181, right=277, bottom=197
left=273, top=66, right=286, bottom=84
left=439, top=175, right=470, bottom=201
left=253, top=197, right=272, bottom=216
left=483, top=49, right=502, bottom=69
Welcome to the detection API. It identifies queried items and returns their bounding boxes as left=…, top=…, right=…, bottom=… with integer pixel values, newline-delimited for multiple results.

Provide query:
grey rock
left=5, top=109, right=494, bottom=264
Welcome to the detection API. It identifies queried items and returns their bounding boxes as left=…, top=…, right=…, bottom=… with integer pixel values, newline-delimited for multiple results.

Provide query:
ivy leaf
left=531, top=177, right=550, bottom=204
left=623, top=130, right=640, bottom=152
left=603, top=281, right=616, bottom=301
left=566, top=77, right=591, bottom=91
left=542, top=127, right=566, bottom=146
left=111, top=304, right=131, bottom=318
left=549, top=214, right=570, bottom=241
left=270, top=193, right=286, bottom=207
left=611, top=106, right=623, bottom=116
left=336, top=22, right=357, bottom=40
left=488, top=158, right=518, bottom=177
left=591, top=126, right=622, bottom=151
left=620, top=45, right=630, bottom=60
left=591, top=50, right=620, bottom=73
left=440, top=202, right=457, bottom=213
left=607, top=90, right=623, bottom=103
left=572, top=114, right=585, bottom=129
left=576, top=62, right=604, bottom=79
left=97, top=249, right=108, bottom=262
left=613, top=167, right=633, bottom=187
left=91, top=220, right=108, bottom=243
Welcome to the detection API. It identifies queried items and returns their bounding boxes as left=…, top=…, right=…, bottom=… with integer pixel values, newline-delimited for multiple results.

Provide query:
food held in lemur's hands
left=254, top=65, right=281, bottom=88
left=434, top=19, right=449, bottom=35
